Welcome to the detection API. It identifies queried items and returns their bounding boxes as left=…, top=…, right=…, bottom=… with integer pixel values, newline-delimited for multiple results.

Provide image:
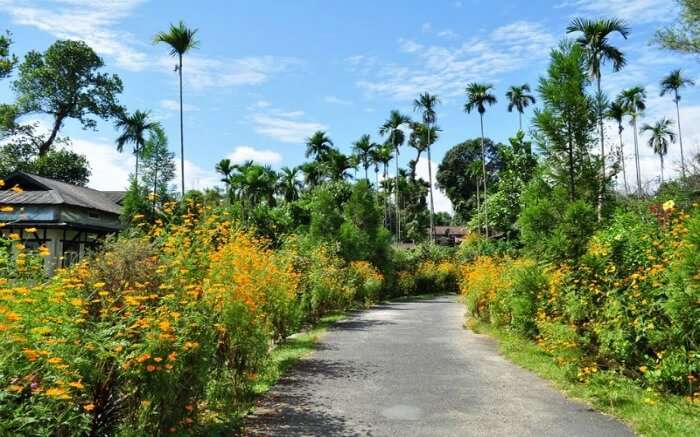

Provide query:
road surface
left=244, top=295, right=632, bottom=437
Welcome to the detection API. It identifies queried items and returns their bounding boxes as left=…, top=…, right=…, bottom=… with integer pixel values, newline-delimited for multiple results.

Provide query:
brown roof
left=0, top=172, right=122, bottom=215
left=432, top=226, right=468, bottom=236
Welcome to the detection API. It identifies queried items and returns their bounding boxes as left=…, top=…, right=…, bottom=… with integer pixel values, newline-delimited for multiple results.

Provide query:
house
left=431, top=226, right=468, bottom=246
left=0, top=172, right=125, bottom=270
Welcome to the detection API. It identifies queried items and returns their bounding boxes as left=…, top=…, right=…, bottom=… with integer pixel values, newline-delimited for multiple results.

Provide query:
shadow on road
left=243, top=358, right=369, bottom=436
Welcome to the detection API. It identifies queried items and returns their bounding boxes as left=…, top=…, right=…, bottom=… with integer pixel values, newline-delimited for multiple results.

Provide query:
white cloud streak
left=226, top=146, right=282, bottom=164
left=354, top=21, right=556, bottom=100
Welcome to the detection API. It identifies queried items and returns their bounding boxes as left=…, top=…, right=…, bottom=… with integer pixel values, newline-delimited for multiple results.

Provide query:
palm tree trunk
left=135, top=146, right=139, bottom=187
left=518, top=111, right=522, bottom=132
left=475, top=176, right=480, bottom=235
left=479, top=113, right=489, bottom=238
left=392, top=130, right=401, bottom=243
left=365, top=166, right=369, bottom=181
left=618, top=128, right=629, bottom=195
left=178, top=53, right=185, bottom=197
left=596, top=76, right=604, bottom=222
left=660, top=154, right=665, bottom=184
left=675, top=93, right=686, bottom=178
left=633, top=115, right=642, bottom=195
left=427, top=124, right=435, bottom=243
left=153, top=167, right=158, bottom=212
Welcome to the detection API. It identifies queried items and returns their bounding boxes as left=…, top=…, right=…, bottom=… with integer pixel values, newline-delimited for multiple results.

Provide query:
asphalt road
left=244, top=295, right=632, bottom=437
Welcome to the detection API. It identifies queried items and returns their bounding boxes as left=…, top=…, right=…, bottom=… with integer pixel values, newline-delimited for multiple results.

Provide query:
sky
left=0, top=0, right=696, bottom=213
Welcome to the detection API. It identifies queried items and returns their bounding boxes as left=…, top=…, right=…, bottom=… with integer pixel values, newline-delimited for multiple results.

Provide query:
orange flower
left=84, top=403, right=95, bottom=412
left=146, top=365, right=156, bottom=372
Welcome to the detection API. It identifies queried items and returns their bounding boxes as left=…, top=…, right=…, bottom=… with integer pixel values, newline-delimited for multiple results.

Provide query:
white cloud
left=324, top=96, right=352, bottom=105
left=160, top=99, right=199, bottom=112
left=355, top=21, right=556, bottom=100
left=226, top=146, right=282, bottom=165
left=560, top=0, right=676, bottom=24
left=161, top=55, right=300, bottom=90
left=1, top=1, right=299, bottom=87
left=68, top=138, right=133, bottom=190
left=0, top=0, right=150, bottom=71
left=421, top=22, right=432, bottom=33
left=251, top=106, right=327, bottom=143
left=436, top=29, right=458, bottom=40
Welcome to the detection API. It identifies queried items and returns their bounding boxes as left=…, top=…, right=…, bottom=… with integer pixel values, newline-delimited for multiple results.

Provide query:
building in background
left=0, top=172, right=124, bottom=271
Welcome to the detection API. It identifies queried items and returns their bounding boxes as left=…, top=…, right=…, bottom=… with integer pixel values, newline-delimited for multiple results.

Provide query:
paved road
left=244, top=295, right=632, bottom=437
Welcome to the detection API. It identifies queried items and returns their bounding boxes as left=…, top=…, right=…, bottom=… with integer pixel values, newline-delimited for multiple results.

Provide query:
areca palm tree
left=374, top=144, right=394, bottom=228
left=352, top=134, right=377, bottom=180
left=323, top=149, right=353, bottom=181
left=305, top=130, right=333, bottom=160
left=379, top=110, right=411, bottom=242
left=567, top=17, right=630, bottom=219
left=617, top=86, right=647, bottom=195
left=115, top=110, right=160, bottom=186
left=505, top=84, right=536, bottom=131
left=154, top=21, right=200, bottom=197
left=641, top=118, right=676, bottom=183
left=300, top=161, right=323, bottom=188
left=660, top=69, right=695, bottom=178
left=606, top=101, right=629, bottom=194
left=215, top=158, right=234, bottom=198
left=464, top=82, right=497, bottom=237
left=413, top=92, right=440, bottom=242
left=277, top=166, right=302, bottom=202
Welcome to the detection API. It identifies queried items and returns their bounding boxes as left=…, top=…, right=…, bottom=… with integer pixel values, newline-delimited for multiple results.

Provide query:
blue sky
left=0, top=0, right=695, bottom=211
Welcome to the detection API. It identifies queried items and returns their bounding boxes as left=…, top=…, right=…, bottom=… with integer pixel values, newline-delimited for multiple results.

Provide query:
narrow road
left=244, top=295, right=632, bottom=436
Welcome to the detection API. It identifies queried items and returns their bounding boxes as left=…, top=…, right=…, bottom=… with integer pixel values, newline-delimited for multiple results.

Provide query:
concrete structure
left=0, top=172, right=124, bottom=271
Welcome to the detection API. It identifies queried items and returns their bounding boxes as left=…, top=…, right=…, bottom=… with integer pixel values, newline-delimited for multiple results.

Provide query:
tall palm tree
left=505, top=84, right=536, bottom=131
left=277, top=166, right=302, bottom=202
left=413, top=92, right=440, bottom=242
left=369, top=148, right=382, bottom=190
left=154, top=21, right=200, bottom=197
left=641, top=118, right=676, bottom=184
left=305, top=130, right=334, bottom=160
left=215, top=158, right=234, bottom=198
left=115, top=110, right=160, bottom=186
left=606, top=101, right=629, bottom=194
left=375, top=144, right=394, bottom=228
left=660, top=69, right=695, bottom=178
left=567, top=17, right=630, bottom=219
left=379, top=110, right=411, bottom=242
left=464, top=82, right=496, bottom=237
left=300, top=162, right=323, bottom=189
left=323, top=149, right=353, bottom=181
left=618, top=87, right=647, bottom=195
left=352, top=134, right=376, bottom=180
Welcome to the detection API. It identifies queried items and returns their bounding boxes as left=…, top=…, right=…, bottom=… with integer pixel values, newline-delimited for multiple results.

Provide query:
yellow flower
left=45, top=387, right=70, bottom=400
left=0, top=206, right=13, bottom=212
left=83, top=403, right=95, bottom=412
left=47, top=357, right=63, bottom=364
left=8, top=233, right=19, bottom=241
left=662, top=199, right=675, bottom=212
left=25, top=227, right=37, bottom=233
left=10, top=185, right=22, bottom=193
left=68, top=381, right=84, bottom=389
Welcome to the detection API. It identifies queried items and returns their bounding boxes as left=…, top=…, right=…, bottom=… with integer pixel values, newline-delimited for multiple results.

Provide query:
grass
left=468, top=319, right=700, bottom=437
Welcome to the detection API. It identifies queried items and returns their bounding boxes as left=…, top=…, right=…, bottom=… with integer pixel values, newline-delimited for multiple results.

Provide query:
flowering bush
left=459, top=203, right=700, bottom=398
left=0, top=200, right=400, bottom=434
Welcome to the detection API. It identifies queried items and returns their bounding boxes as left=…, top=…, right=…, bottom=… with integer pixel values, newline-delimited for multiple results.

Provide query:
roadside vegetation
left=1, top=2, right=700, bottom=435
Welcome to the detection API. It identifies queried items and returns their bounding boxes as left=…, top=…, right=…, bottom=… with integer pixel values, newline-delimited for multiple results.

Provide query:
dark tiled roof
left=0, top=172, right=122, bottom=215
left=101, top=191, right=127, bottom=205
